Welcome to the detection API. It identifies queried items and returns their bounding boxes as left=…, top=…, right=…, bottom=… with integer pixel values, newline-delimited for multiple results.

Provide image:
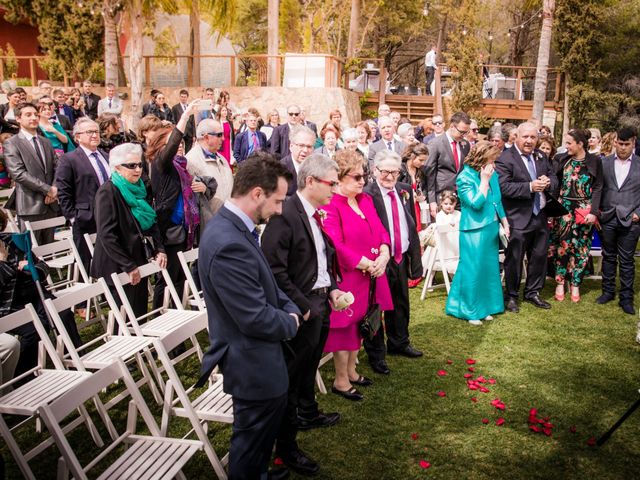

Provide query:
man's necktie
left=251, top=228, right=260, bottom=245
left=92, top=152, right=109, bottom=184
left=388, top=190, right=403, bottom=263
left=451, top=140, right=459, bottom=171
left=108, top=99, right=112, bottom=109
left=32, top=137, right=45, bottom=171
left=387, top=141, right=393, bottom=151
left=249, top=132, right=258, bottom=154
left=526, top=155, right=541, bottom=215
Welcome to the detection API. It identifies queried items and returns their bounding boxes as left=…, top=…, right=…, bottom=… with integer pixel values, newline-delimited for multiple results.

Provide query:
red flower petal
left=495, top=418, right=505, bottom=426
left=471, top=397, right=478, bottom=403
left=419, top=460, right=431, bottom=469
left=529, top=408, right=538, bottom=417
left=476, top=375, right=486, bottom=383
left=468, top=367, right=475, bottom=372
left=529, top=425, right=541, bottom=433
left=437, top=370, right=448, bottom=376
left=543, top=416, right=550, bottom=422
left=468, top=384, right=479, bottom=390
left=587, top=437, right=597, bottom=447
left=479, top=386, right=490, bottom=393
left=411, top=433, right=419, bottom=441
left=488, top=378, right=496, bottom=384
left=437, top=390, right=447, bottom=397
left=463, top=373, right=473, bottom=379
left=446, top=359, right=453, bottom=365
left=543, top=428, right=553, bottom=437
left=543, top=422, right=554, bottom=429
left=274, top=457, right=284, bottom=466
left=466, top=358, right=476, bottom=365
left=482, top=418, right=489, bottom=424
left=569, top=425, right=577, bottom=434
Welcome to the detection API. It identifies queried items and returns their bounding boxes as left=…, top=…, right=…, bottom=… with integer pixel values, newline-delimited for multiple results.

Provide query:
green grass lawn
left=2, top=277, right=640, bottom=479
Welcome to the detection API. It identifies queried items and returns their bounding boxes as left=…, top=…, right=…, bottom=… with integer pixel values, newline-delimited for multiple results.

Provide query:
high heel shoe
left=554, top=285, right=565, bottom=302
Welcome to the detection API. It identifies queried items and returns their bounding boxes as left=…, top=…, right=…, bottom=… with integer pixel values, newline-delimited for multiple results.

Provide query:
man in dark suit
left=233, top=111, right=268, bottom=163
left=3, top=102, right=59, bottom=245
left=367, top=116, right=407, bottom=171
left=53, top=89, right=77, bottom=126
left=262, top=153, right=345, bottom=476
left=425, top=111, right=471, bottom=218
left=495, top=122, right=558, bottom=313
left=364, top=149, right=423, bottom=374
left=81, top=80, right=101, bottom=120
left=299, top=107, right=317, bottom=136
left=171, top=89, right=195, bottom=152
left=597, top=127, right=640, bottom=316
left=271, top=104, right=303, bottom=159
left=281, top=125, right=316, bottom=196
left=56, top=118, right=110, bottom=273
left=197, top=156, right=300, bottom=480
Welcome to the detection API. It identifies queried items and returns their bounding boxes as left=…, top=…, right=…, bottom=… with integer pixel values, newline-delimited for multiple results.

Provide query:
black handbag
left=129, top=208, right=155, bottom=261
left=359, top=276, right=382, bottom=341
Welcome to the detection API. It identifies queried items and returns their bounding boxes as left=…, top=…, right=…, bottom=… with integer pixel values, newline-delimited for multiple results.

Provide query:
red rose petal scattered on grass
left=543, top=428, right=553, bottom=437
left=488, top=378, right=496, bottom=384
left=587, top=437, right=597, bottom=447
left=471, top=397, right=478, bottom=403
left=419, top=460, right=431, bottom=469
left=274, top=457, right=284, bottom=465
left=529, top=408, right=538, bottom=416
left=437, top=390, right=447, bottom=397
left=496, top=418, right=505, bottom=426
left=529, top=425, right=541, bottom=433
left=479, top=386, right=491, bottom=393
left=463, top=373, right=473, bottom=379
left=411, top=433, right=419, bottom=441
left=569, top=426, right=577, bottom=434
left=490, top=399, right=506, bottom=410
left=468, top=384, right=479, bottom=390
left=466, top=358, right=476, bottom=365
left=476, top=375, right=486, bottom=383
left=468, top=367, right=475, bottom=372
left=446, top=359, right=453, bottom=365
left=437, top=370, right=448, bottom=376
left=482, top=418, right=489, bottom=424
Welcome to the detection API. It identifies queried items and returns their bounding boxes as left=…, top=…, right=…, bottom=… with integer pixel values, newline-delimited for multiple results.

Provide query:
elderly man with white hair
left=363, top=149, right=423, bottom=374
left=186, top=118, right=233, bottom=220
left=367, top=116, right=407, bottom=173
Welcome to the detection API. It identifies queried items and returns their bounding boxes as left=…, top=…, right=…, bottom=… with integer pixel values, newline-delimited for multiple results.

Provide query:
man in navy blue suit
left=233, top=110, right=267, bottom=163
left=198, top=153, right=301, bottom=480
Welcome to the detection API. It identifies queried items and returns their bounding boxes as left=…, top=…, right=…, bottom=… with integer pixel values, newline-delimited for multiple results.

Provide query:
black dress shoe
left=596, top=293, right=615, bottom=304
left=505, top=297, right=520, bottom=313
left=524, top=294, right=551, bottom=309
left=331, top=386, right=364, bottom=401
left=267, top=467, right=290, bottom=480
left=297, top=411, right=341, bottom=430
left=279, top=449, right=320, bottom=476
left=349, top=375, right=373, bottom=386
left=388, top=345, right=423, bottom=358
left=620, top=302, right=635, bottom=315
left=370, top=360, right=391, bottom=375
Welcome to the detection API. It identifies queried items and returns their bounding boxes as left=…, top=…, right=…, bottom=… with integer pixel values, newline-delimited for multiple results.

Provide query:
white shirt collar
left=80, top=145, right=99, bottom=157
left=225, top=200, right=256, bottom=233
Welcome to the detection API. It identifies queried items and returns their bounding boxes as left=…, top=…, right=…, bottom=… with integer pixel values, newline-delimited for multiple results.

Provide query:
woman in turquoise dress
left=446, top=141, right=510, bottom=325
left=37, top=98, right=75, bottom=158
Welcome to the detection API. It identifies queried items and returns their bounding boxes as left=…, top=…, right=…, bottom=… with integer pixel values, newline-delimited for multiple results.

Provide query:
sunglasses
left=206, top=132, right=224, bottom=138
left=345, top=173, right=365, bottom=182
left=120, top=162, right=143, bottom=170
left=288, top=112, right=300, bottom=116
left=313, top=177, right=338, bottom=187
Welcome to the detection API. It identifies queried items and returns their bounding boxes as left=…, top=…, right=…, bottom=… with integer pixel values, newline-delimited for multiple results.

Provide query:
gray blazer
left=425, top=133, right=470, bottom=203
left=367, top=138, right=407, bottom=171
left=3, top=132, right=58, bottom=216
left=600, top=153, right=640, bottom=227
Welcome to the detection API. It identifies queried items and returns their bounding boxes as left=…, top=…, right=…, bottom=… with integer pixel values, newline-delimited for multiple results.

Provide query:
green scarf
left=111, top=171, right=157, bottom=231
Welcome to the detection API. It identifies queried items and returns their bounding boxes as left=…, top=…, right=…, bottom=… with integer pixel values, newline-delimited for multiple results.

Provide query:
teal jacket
left=456, top=165, right=506, bottom=231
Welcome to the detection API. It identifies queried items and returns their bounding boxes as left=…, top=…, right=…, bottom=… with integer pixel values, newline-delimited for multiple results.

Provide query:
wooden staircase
left=361, top=94, right=436, bottom=123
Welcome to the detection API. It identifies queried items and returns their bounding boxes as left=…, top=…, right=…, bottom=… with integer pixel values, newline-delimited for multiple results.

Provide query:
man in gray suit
left=425, top=111, right=471, bottom=218
left=367, top=116, right=407, bottom=173
left=597, top=127, right=640, bottom=315
left=3, top=102, right=59, bottom=245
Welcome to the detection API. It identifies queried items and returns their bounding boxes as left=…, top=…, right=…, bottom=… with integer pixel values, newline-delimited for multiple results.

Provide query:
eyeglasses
left=79, top=130, right=100, bottom=136
left=292, top=142, right=314, bottom=150
left=313, top=177, right=338, bottom=187
left=345, top=173, right=365, bottom=182
left=120, top=162, right=143, bottom=170
left=206, top=132, right=224, bottom=138
left=454, top=125, right=470, bottom=135
left=288, top=112, right=300, bottom=116
left=376, top=167, right=400, bottom=178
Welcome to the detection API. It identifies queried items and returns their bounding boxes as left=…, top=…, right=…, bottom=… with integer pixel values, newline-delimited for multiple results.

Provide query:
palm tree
left=532, top=0, right=555, bottom=122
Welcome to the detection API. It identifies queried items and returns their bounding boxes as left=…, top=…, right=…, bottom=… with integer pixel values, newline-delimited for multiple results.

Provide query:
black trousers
left=504, top=213, right=549, bottom=299
left=152, top=241, right=186, bottom=310
left=19, top=212, right=56, bottom=246
left=364, top=254, right=410, bottom=363
left=276, top=292, right=329, bottom=454
left=600, top=218, right=640, bottom=303
left=72, top=225, right=93, bottom=277
left=425, top=67, right=436, bottom=95
left=229, top=393, right=287, bottom=480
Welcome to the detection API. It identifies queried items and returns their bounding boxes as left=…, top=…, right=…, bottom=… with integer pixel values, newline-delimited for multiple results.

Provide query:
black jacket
left=150, top=128, right=183, bottom=238
left=552, top=151, right=603, bottom=215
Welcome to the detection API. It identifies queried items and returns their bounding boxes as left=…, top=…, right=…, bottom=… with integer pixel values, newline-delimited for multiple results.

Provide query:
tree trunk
left=189, top=0, right=201, bottom=87
left=346, top=0, right=360, bottom=58
left=562, top=73, right=570, bottom=139
left=129, top=0, right=144, bottom=131
left=267, top=0, right=279, bottom=86
left=532, top=0, right=554, bottom=122
left=434, top=13, right=448, bottom=115
left=103, top=0, right=120, bottom=86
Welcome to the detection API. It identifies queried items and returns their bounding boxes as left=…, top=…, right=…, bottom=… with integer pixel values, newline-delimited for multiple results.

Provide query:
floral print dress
left=548, top=159, right=595, bottom=286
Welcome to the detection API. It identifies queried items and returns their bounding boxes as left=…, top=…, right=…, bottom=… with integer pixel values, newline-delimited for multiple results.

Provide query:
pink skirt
left=324, top=323, right=361, bottom=352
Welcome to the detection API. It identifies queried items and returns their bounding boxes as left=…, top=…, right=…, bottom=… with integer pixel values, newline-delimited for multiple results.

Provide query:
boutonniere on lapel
left=317, top=209, right=328, bottom=225
left=400, top=189, right=410, bottom=204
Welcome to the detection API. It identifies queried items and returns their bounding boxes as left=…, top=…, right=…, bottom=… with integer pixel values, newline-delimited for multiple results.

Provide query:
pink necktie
left=388, top=190, right=402, bottom=263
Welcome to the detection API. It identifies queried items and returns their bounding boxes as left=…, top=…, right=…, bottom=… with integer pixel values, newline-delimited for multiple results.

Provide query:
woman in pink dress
left=323, top=150, right=393, bottom=401
left=215, top=105, right=234, bottom=167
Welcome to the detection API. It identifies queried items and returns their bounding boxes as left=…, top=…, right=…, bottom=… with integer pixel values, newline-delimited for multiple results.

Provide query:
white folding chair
left=83, top=232, right=97, bottom=258
left=315, top=352, right=333, bottom=395
left=177, top=248, right=205, bottom=311
left=24, top=216, right=71, bottom=246
left=152, top=316, right=230, bottom=479
left=38, top=359, right=203, bottom=480
left=44, top=279, right=162, bottom=407
left=0, top=304, right=103, bottom=480
left=421, top=223, right=460, bottom=299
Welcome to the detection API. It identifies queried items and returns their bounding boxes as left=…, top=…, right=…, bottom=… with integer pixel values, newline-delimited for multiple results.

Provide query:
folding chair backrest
left=33, top=237, right=90, bottom=284
left=177, top=248, right=205, bottom=311
left=24, top=216, right=68, bottom=246
left=435, top=223, right=460, bottom=266
left=112, top=261, right=183, bottom=314
left=83, top=233, right=97, bottom=258
left=158, top=313, right=208, bottom=354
